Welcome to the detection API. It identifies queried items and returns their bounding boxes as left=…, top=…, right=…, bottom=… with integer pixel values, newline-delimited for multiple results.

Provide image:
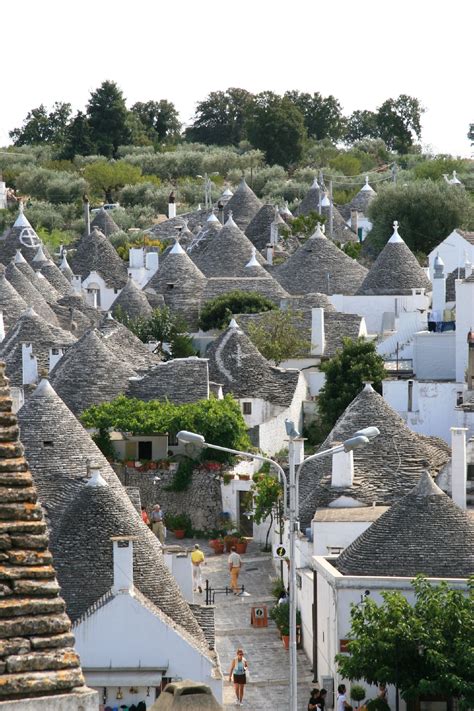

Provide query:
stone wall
left=114, top=463, right=224, bottom=532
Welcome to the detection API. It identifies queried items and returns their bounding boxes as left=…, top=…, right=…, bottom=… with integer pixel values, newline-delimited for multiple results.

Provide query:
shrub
left=199, top=291, right=276, bottom=331
left=164, top=457, right=194, bottom=492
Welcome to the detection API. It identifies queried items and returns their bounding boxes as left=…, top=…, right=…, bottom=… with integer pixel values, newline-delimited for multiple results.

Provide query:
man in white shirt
left=337, top=684, right=352, bottom=711
left=228, top=546, right=242, bottom=594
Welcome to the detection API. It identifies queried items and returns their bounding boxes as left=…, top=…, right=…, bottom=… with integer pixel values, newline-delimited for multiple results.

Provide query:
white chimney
left=22, top=344, right=38, bottom=385
left=450, top=427, right=467, bottom=509
left=350, top=209, right=358, bottom=235
left=145, top=251, right=159, bottom=274
left=168, top=202, right=176, bottom=219
left=0, top=311, right=4, bottom=343
left=72, top=275, right=82, bottom=294
left=49, top=347, right=64, bottom=372
left=311, top=307, right=325, bottom=356
left=432, top=252, right=446, bottom=314
left=266, top=244, right=274, bottom=265
left=331, top=447, right=354, bottom=488
left=464, top=254, right=472, bottom=279
left=111, top=537, right=136, bottom=595
left=129, top=247, right=144, bottom=269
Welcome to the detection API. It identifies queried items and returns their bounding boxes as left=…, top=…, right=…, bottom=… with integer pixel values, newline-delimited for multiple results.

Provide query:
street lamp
left=177, top=425, right=379, bottom=711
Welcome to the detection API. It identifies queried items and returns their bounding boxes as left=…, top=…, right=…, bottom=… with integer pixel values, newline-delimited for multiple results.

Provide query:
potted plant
left=212, top=538, right=225, bottom=554
left=238, top=473, right=250, bottom=481
left=270, top=602, right=301, bottom=649
left=224, top=532, right=239, bottom=552
left=222, top=473, right=232, bottom=485
left=165, top=513, right=191, bottom=539
left=235, top=537, right=248, bottom=554
left=350, top=685, right=366, bottom=710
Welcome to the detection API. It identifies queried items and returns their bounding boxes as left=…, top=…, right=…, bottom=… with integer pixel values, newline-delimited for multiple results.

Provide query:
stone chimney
left=350, top=209, right=358, bottom=235
left=310, top=307, right=325, bottom=356
left=49, top=346, right=65, bottom=372
left=266, top=244, right=274, bottom=265
left=111, top=537, right=137, bottom=595
left=331, top=447, right=354, bottom=488
left=432, top=252, right=446, bottom=314
left=450, top=427, right=467, bottom=509
left=22, top=344, right=38, bottom=385
left=83, top=195, right=90, bottom=236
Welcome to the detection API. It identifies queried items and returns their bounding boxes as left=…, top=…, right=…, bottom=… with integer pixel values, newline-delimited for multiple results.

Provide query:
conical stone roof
left=90, top=207, right=120, bottom=236
left=0, top=271, right=29, bottom=330
left=49, top=329, right=137, bottom=415
left=187, top=214, right=222, bottom=257
left=298, top=384, right=451, bottom=528
left=5, top=261, right=59, bottom=325
left=146, top=240, right=207, bottom=329
left=223, top=178, right=262, bottom=230
left=245, top=204, right=280, bottom=251
left=192, top=214, right=267, bottom=278
left=98, top=313, right=159, bottom=371
left=0, top=307, right=76, bottom=386
left=321, top=204, right=358, bottom=243
left=206, top=321, right=300, bottom=407
left=295, top=178, right=322, bottom=216
left=38, top=259, right=74, bottom=296
left=17, top=379, right=208, bottom=647
left=274, top=224, right=368, bottom=295
left=0, top=207, right=52, bottom=266
left=201, top=275, right=288, bottom=307
left=349, top=176, right=377, bottom=214
left=111, top=275, right=153, bottom=320
left=357, top=222, right=432, bottom=295
left=70, top=227, right=128, bottom=289
left=14, top=250, right=60, bottom=304
left=336, top=472, right=474, bottom=578
left=0, top=365, right=88, bottom=701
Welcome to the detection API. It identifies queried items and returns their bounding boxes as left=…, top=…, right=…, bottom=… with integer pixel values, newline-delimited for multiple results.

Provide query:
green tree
left=113, top=306, right=196, bottom=359
left=336, top=576, right=474, bottom=709
left=280, top=212, right=326, bottom=242
left=366, top=181, right=474, bottom=256
left=468, top=123, right=474, bottom=146
left=413, top=156, right=467, bottom=181
left=245, top=93, right=306, bottom=168
left=376, top=95, right=424, bottom=153
left=318, top=337, right=385, bottom=429
left=61, top=111, right=94, bottom=159
left=131, top=100, right=181, bottom=143
left=198, top=291, right=276, bottom=331
left=285, top=91, right=345, bottom=141
left=247, top=309, right=311, bottom=366
left=9, top=102, right=72, bottom=146
left=251, top=473, right=283, bottom=551
left=87, top=80, right=131, bottom=157
left=344, top=110, right=379, bottom=144
left=81, top=394, right=251, bottom=463
left=185, top=88, right=254, bottom=146
left=83, top=160, right=143, bottom=203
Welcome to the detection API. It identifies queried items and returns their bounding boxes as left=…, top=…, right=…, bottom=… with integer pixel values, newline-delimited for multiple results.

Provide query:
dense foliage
left=198, top=291, right=276, bottom=331
left=247, top=309, right=311, bottom=365
left=251, top=472, right=283, bottom=550
left=336, top=576, right=474, bottom=709
left=318, top=338, right=386, bottom=430
left=113, top=306, right=196, bottom=359
left=366, top=181, right=474, bottom=258
left=81, top=394, right=252, bottom=463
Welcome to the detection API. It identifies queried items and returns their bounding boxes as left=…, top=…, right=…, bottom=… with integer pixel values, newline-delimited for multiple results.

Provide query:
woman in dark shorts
left=228, top=648, right=248, bottom=705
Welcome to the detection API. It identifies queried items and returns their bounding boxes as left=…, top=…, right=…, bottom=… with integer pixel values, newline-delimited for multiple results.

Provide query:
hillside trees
left=246, top=93, right=306, bottom=168
left=9, top=103, right=72, bottom=147
left=185, top=88, right=254, bottom=146
left=285, top=91, right=345, bottom=141
left=86, top=80, right=131, bottom=158
left=131, top=100, right=181, bottom=144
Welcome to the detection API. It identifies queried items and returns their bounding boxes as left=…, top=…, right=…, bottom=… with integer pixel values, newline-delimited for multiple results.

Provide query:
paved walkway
left=189, top=537, right=313, bottom=710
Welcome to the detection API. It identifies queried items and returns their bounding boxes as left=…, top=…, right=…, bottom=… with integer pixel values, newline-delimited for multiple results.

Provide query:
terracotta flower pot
left=225, top=537, right=238, bottom=552
left=281, top=634, right=289, bottom=650
left=174, top=529, right=185, bottom=539
left=213, top=543, right=224, bottom=554
left=238, top=474, right=250, bottom=481
left=235, top=542, right=247, bottom=554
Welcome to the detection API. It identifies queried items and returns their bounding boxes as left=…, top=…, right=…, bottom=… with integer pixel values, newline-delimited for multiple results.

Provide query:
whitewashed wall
left=82, top=271, right=119, bottom=311
left=383, top=379, right=462, bottom=443
left=312, top=520, right=374, bottom=556
left=428, top=230, right=474, bottom=278
left=412, top=332, right=456, bottom=380
left=455, top=278, right=474, bottom=382
left=163, top=551, right=193, bottom=602
left=330, top=292, right=430, bottom=335
left=257, top=373, right=308, bottom=456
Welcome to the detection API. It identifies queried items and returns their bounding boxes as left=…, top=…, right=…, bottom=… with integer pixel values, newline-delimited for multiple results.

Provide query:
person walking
left=150, top=504, right=165, bottom=544
left=141, top=506, right=150, bottom=527
left=191, top=543, right=205, bottom=593
left=228, top=545, right=242, bottom=595
left=229, top=648, right=248, bottom=705
left=337, top=684, right=353, bottom=711
left=308, top=688, right=321, bottom=711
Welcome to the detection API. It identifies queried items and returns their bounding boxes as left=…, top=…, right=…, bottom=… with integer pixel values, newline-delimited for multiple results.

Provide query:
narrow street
left=191, top=538, right=313, bottom=710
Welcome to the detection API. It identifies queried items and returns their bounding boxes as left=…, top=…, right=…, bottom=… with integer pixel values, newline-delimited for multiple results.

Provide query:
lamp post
left=177, top=424, right=379, bottom=711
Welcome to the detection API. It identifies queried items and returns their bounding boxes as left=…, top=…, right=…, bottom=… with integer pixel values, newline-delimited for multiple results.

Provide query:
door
left=138, top=440, right=152, bottom=460
left=239, top=490, right=253, bottom=536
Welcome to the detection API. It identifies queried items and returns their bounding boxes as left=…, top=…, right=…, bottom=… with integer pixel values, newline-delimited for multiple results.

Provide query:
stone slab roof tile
left=111, top=276, right=153, bottom=320
left=70, top=227, right=128, bottom=289
left=0, top=364, right=87, bottom=701
left=128, top=358, right=209, bottom=404
left=223, top=178, right=262, bottom=231
left=5, top=262, right=59, bottom=326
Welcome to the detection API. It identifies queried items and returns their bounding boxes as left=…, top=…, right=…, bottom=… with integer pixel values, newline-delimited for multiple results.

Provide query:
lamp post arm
left=202, top=441, right=288, bottom=515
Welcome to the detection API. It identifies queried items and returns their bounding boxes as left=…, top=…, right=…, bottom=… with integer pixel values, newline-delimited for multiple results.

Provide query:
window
left=43, top=441, right=54, bottom=448
left=327, top=546, right=344, bottom=555
left=407, top=380, right=413, bottom=412
left=242, top=402, right=252, bottom=415
left=166, top=283, right=175, bottom=290
left=457, top=391, right=463, bottom=406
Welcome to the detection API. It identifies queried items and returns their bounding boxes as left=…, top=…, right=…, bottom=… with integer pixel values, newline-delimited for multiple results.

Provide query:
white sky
left=1, top=0, right=472, bottom=157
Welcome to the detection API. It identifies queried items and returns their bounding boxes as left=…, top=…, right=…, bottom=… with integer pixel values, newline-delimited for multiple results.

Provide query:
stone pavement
left=189, top=537, right=313, bottom=710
